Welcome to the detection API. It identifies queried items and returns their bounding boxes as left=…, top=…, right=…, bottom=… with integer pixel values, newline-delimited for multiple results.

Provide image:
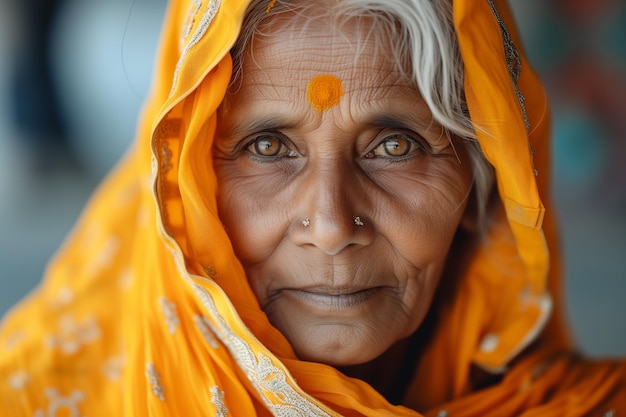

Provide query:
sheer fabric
left=1, top=0, right=624, bottom=415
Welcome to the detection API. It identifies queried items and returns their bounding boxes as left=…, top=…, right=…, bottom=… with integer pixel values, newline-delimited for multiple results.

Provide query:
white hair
left=229, top=0, right=496, bottom=233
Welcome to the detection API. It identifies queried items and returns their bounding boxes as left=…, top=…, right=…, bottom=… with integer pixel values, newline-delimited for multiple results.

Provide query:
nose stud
left=302, top=217, right=364, bottom=227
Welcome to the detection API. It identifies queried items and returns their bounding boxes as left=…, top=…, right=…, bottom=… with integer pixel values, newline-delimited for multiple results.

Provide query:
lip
left=279, top=287, right=386, bottom=311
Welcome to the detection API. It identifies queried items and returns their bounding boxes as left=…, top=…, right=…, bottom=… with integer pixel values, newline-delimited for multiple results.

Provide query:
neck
left=336, top=282, right=443, bottom=405
left=337, top=336, right=419, bottom=404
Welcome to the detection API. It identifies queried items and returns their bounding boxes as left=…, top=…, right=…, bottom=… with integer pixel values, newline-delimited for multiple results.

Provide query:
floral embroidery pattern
left=101, top=355, right=125, bottom=382
left=146, top=362, right=166, bottom=401
left=8, top=370, right=30, bottom=390
left=160, top=297, right=180, bottom=335
left=33, top=388, right=84, bottom=417
left=3, top=329, right=25, bottom=350
left=118, top=268, right=133, bottom=291
left=49, top=287, right=74, bottom=309
left=45, top=314, right=101, bottom=355
left=84, top=236, right=120, bottom=279
left=210, top=385, right=229, bottom=417
left=136, top=205, right=149, bottom=226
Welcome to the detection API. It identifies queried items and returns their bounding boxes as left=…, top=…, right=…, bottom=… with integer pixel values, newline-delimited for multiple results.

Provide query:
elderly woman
left=1, top=0, right=624, bottom=415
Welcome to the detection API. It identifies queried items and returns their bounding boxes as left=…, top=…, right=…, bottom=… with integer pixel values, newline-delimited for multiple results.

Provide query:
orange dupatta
left=0, top=0, right=624, bottom=415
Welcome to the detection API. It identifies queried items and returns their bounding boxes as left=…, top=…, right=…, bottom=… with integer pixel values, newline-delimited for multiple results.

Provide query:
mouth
left=278, top=287, right=387, bottom=311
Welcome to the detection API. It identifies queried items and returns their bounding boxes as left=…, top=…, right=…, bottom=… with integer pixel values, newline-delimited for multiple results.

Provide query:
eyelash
left=241, top=130, right=428, bottom=162
left=365, top=132, right=428, bottom=161
left=243, top=133, right=297, bottom=160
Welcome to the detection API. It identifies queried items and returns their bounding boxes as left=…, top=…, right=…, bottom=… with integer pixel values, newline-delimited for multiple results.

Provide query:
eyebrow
left=367, top=114, right=432, bottom=131
left=366, top=112, right=450, bottom=150
left=219, top=115, right=299, bottom=138
left=219, top=101, right=440, bottom=141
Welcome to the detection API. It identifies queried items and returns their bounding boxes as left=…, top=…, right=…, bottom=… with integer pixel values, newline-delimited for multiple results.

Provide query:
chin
left=296, top=344, right=383, bottom=367
left=286, top=323, right=397, bottom=367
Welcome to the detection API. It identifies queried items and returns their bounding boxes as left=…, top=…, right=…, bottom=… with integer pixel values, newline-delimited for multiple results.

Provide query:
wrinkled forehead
left=224, top=10, right=415, bottom=108
left=230, top=4, right=413, bottom=87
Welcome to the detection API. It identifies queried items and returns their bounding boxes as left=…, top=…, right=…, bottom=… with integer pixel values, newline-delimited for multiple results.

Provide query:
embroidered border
left=487, top=0, right=528, bottom=130
left=193, top=283, right=332, bottom=417
left=487, top=0, right=538, bottom=176
left=180, top=0, right=203, bottom=52
left=170, top=0, right=222, bottom=96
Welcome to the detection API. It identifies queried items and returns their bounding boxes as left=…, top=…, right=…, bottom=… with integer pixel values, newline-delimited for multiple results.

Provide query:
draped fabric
left=1, top=0, right=624, bottom=415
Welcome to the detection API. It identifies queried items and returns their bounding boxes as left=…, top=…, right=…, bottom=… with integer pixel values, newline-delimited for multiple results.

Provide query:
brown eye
left=248, top=136, right=285, bottom=157
left=374, top=136, right=414, bottom=157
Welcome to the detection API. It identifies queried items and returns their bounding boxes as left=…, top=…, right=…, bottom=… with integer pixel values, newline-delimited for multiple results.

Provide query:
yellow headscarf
left=1, top=0, right=624, bottom=415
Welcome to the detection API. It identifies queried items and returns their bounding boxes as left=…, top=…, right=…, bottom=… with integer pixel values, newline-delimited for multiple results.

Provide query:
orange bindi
left=307, top=74, right=344, bottom=112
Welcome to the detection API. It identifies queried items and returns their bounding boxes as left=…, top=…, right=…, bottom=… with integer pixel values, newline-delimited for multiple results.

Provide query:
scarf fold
left=1, top=0, right=624, bottom=415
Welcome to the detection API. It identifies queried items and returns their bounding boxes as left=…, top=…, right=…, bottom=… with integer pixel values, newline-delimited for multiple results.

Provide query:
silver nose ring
left=302, top=217, right=364, bottom=227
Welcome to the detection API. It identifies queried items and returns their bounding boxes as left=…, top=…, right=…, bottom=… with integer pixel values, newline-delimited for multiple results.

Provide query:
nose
left=289, top=163, right=374, bottom=255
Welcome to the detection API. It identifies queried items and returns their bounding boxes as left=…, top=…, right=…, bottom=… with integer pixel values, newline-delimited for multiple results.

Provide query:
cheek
left=215, top=164, right=293, bottom=263
left=376, top=161, right=472, bottom=262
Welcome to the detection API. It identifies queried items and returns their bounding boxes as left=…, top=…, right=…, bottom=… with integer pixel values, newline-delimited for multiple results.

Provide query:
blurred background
left=0, top=0, right=624, bottom=356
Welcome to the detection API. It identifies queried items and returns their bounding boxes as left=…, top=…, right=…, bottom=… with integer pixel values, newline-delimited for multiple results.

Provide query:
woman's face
left=214, top=18, right=473, bottom=366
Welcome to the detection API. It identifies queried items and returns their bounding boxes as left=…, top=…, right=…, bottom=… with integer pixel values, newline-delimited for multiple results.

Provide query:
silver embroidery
left=146, top=362, right=166, bottom=401
left=45, top=314, right=101, bottom=355
left=101, top=355, right=125, bottom=382
left=194, top=314, right=219, bottom=349
left=136, top=205, right=149, bottom=226
left=161, top=143, right=173, bottom=172
left=84, top=236, right=120, bottom=279
left=256, top=352, right=333, bottom=416
left=170, top=0, right=222, bottom=96
left=160, top=297, right=181, bottom=335
left=4, top=329, right=26, bottom=350
left=168, top=246, right=188, bottom=277
left=116, top=181, right=141, bottom=207
left=193, top=283, right=332, bottom=416
left=49, top=287, right=74, bottom=309
left=33, top=388, right=85, bottom=417
left=181, top=0, right=203, bottom=52
left=8, top=370, right=30, bottom=390
left=151, top=155, right=158, bottom=181
left=118, top=268, right=133, bottom=291
left=210, top=385, right=229, bottom=417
